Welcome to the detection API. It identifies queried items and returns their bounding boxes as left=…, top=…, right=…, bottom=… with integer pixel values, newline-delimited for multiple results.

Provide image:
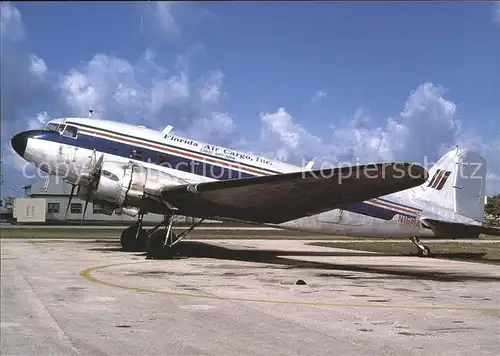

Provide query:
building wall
left=18, top=175, right=213, bottom=224
left=13, top=198, right=46, bottom=223
left=28, top=195, right=195, bottom=224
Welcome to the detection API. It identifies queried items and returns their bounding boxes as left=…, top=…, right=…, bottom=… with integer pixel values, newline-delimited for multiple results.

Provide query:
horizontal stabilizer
left=160, top=162, right=427, bottom=224
left=422, top=218, right=500, bottom=237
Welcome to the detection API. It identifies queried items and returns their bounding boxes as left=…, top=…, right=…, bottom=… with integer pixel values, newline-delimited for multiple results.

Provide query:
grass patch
left=309, top=241, right=500, bottom=265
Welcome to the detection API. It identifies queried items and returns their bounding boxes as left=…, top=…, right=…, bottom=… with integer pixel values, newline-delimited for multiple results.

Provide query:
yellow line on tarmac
left=80, top=261, right=500, bottom=313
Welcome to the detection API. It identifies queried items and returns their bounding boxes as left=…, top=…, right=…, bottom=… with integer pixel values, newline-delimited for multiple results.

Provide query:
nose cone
left=11, top=132, right=28, bottom=157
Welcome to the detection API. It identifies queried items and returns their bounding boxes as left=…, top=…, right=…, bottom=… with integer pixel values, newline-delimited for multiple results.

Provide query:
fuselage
left=11, top=117, right=467, bottom=238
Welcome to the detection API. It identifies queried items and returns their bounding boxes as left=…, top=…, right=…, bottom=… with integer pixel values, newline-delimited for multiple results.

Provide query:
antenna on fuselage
left=163, top=125, right=174, bottom=137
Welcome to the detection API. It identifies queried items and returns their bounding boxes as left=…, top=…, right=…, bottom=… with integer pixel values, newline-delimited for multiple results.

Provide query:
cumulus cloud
left=150, top=72, right=190, bottom=111
left=27, top=111, right=49, bottom=130
left=140, top=1, right=182, bottom=41
left=183, top=112, right=234, bottom=143
left=311, top=89, right=327, bottom=104
left=259, top=107, right=324, bottom=162
left=0, top=2, right=24, bottom=42
left=58, top=51, right=196, bottom=125
left=28, top=55, right=48, bottom=78
left=256, top=83, right=500, bottom=193
left=493, top=2, right=500, bottom=23
left=199, top=70, right=224, bottom=105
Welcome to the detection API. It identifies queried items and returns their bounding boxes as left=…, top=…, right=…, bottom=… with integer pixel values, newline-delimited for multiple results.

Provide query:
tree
left=2, top=197, right=14, bottom=211
left=485, top=194, right=500, bottom=226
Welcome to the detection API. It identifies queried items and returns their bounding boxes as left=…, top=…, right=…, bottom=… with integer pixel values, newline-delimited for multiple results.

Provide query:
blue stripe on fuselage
left=346, top=202, right=402, bottom=220
left=38, top=132, right=255, bottom=180
left=66, top=121, right=281, bottom=175
left=34, top=131, right=416, bottom=221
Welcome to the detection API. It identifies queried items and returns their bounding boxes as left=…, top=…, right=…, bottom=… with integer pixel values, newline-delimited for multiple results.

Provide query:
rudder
left=415, top=148, right=487, bottom=222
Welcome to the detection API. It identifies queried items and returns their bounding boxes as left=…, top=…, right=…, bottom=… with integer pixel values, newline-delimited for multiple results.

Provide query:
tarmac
left=1, top=236, right=499, bottom=356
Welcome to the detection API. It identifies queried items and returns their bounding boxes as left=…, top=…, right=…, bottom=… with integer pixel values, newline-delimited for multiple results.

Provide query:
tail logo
left=427, top=169, right=451, bottom=191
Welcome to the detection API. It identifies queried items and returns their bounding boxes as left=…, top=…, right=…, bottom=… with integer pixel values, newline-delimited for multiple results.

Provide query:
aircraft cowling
left=76, top=161, right=148, bottom=213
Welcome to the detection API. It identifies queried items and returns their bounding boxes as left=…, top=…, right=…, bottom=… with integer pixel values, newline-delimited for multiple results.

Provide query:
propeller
left=80, top=154, right=104, bottom=226
left=64, top=184, right=76, bottom=220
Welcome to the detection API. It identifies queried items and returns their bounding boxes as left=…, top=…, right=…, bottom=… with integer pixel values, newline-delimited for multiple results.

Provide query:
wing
left=422, top=218, right=500, bottom=237
left=159, top=162, right=427, bottom=224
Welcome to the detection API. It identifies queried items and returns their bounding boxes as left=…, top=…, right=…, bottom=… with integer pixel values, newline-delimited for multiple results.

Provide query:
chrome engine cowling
left=77, top=161, right=149, bottom=216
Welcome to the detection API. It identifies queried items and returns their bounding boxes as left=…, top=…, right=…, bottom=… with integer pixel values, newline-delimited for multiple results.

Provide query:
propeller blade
left=65, top=184, right=76, bottom=219
left=95, top=154, right=104, bottom=170
left=80, top=153, right=104, bottom=227
left=90, top=154, right=104, bottom=177
left=81, top=200, right=89, bottom=226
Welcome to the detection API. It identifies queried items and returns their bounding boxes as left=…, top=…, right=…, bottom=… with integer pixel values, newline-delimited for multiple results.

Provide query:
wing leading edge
left=159, top=163, right=428, bottom=224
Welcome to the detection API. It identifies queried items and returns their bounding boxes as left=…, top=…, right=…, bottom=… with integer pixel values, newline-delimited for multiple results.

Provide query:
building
left=0, top=206, right=14, bottom=222
left=17, top=175, right=202, bottom=225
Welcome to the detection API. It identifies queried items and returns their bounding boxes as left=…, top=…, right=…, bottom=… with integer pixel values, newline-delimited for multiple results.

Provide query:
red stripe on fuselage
left=76, top=127, right=275, bottom=177
left=369, top=199, right=420, bottom=216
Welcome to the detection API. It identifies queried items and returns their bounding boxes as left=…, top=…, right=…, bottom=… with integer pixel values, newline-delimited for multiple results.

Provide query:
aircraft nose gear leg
left=120, top=213, right=148, bottom=252
left=409, top=237, right=431, bottom=257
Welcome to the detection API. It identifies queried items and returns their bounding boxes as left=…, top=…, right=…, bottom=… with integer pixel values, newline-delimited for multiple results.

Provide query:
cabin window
left=45, top=123, right=58, bottom=132
left=130, top=149, right=142, bottom=160
left=62, top=125, right=78, bottom=139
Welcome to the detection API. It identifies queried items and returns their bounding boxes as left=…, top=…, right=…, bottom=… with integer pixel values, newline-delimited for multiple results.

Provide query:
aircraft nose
left=11, top=132, right=28, bottom=157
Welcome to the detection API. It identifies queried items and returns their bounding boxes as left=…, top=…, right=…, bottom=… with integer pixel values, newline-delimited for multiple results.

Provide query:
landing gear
left=145, top=211, right=205, bottom=259
left=120, top=214, right=147, bottom=252
left=120, top=210, right=204, bottom=257
left=409, top=237, right=431, bottom=257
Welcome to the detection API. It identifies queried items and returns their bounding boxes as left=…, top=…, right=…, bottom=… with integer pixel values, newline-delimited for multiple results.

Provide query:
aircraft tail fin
left=415, top=148, right=487, bottom=222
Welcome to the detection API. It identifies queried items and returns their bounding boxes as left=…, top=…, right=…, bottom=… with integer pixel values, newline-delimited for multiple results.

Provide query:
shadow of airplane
left=86, top=240, right=500, bottom=283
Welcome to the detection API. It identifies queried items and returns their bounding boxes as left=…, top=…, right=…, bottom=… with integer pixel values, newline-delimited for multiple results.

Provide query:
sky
left=1, top=1, right=499, bottom=197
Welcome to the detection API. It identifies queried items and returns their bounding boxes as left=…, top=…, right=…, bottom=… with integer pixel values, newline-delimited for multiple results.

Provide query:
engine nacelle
left=120, top=206, right=141, bottom=217
left=95, top=201, right=116, bottom=216
left=75, top=158, right=187, bottom=216
left=77, top=161, right=148, bottom=209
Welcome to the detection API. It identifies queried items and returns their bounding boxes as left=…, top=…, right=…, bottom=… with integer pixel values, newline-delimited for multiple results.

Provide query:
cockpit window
left=46, top=123, right=58, bottom=132
left=62, top=125, right=78, bottom=138
left=57, top=124, right=66, bottom=133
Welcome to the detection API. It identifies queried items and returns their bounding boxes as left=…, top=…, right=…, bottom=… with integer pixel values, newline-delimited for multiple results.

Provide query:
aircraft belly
left=315, top=210, right=369, bottom=227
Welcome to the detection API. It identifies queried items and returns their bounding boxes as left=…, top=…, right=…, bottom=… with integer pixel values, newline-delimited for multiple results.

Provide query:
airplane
left=10, top=114, right=499, bottom=258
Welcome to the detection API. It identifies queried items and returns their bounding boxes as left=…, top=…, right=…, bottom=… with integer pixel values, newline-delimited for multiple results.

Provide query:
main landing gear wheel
left=409, top=237, right=431, bottom=257
left=120, top=225, right=148, bottom=252
left=146, top=230, right=179, bottom=259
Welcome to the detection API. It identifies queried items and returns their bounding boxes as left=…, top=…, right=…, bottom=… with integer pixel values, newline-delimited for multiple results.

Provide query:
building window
left=47, top=203, right=60, bottom=213
left=70, top=203, right=82, bottom=214
left=93, top=203, right=103, bottom=214
left=26, top=205, right=35, bottom=217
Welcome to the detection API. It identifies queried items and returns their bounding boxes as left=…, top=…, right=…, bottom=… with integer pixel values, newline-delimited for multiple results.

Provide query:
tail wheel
left=418, top=245, right=431, bottom=257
